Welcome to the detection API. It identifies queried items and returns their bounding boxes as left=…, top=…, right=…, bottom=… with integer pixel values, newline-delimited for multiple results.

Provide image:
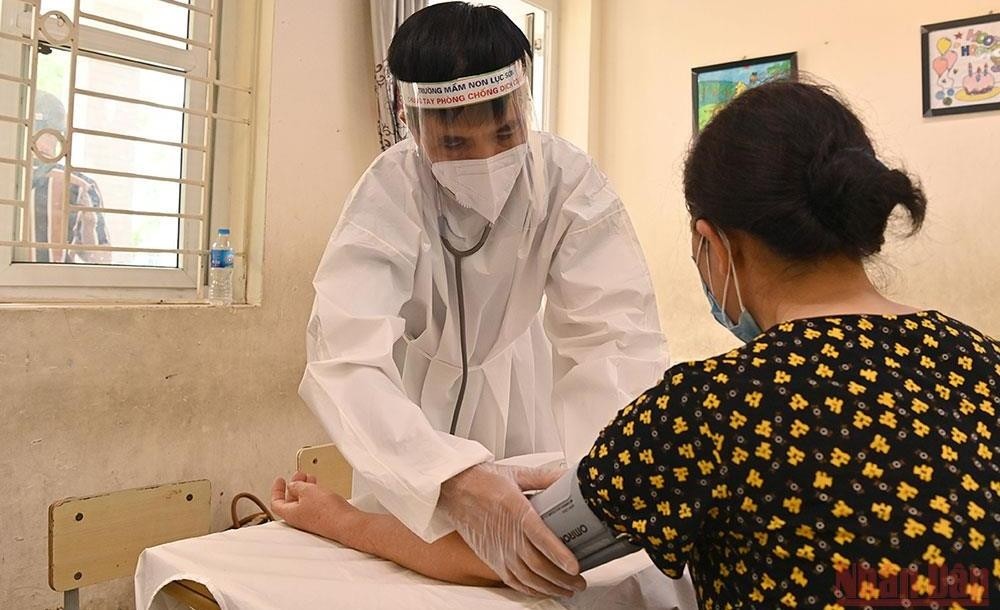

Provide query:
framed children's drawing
left=691, top=52, right=798, bottom=132
left=922, top=14, right=1000, bottom=117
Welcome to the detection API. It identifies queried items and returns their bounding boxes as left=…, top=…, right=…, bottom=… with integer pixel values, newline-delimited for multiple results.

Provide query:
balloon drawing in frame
left=922, top=13, right=1000, bottom=117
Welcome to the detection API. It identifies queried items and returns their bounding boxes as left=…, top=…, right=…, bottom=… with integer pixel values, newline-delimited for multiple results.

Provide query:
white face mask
left=431, top=144, right=528, bottom=223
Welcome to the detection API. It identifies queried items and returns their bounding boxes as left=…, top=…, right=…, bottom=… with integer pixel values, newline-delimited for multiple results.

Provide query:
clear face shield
left=398, top=58, right=542, bottom=225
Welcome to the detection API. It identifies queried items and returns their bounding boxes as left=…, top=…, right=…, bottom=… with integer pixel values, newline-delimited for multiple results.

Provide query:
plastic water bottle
left=208, top=228, right=234, bottom=305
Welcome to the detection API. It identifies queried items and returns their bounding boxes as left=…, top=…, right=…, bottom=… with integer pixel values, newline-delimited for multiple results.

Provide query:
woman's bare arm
left=271, top=473, right=500, bottom=586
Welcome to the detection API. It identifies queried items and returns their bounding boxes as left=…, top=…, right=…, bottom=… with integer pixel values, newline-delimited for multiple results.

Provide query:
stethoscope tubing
left=441, top=223, right=493, bottom=435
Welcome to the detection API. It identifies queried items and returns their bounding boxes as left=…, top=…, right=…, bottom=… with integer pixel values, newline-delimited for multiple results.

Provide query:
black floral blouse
left=579, top=311, right=998, bottom=610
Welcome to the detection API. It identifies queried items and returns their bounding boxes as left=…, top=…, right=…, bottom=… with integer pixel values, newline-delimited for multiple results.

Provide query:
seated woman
left=576, top=81, right=998, bottom=608
left=273, top=80, right=999, bottom=606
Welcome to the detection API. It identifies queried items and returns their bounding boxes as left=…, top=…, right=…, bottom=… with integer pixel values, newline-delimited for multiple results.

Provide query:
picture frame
left=691, top=52, right=798, bottom=132
left=921, top=14, right=1000, bottom=117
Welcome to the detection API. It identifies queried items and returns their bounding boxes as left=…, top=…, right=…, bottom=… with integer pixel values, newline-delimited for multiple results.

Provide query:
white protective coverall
left=299, top=132, right=667, bottom=542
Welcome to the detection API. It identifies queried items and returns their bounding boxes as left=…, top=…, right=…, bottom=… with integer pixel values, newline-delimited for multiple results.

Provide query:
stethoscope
left=440, top=220, right=492, bottom=435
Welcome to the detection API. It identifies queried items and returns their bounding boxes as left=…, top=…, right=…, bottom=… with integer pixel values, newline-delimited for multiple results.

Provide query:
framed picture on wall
left=691, top=52, right=798, bottom=132
left=921, top=14, right=1000, bottom=117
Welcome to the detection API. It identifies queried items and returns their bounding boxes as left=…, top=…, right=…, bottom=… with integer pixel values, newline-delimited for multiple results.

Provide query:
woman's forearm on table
left=338, top=510, right=501, bottom=586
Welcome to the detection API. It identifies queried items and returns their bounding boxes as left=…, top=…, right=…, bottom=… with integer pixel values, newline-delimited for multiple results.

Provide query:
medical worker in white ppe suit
left=298, top=2, right=667, bottom=597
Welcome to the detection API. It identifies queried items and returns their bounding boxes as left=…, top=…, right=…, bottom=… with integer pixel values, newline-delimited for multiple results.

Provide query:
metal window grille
left=0, top=0, right=258, bottom=300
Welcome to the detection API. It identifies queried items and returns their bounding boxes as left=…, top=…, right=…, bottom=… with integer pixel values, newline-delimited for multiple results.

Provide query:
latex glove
left=438, top=462, right=586, bottom=597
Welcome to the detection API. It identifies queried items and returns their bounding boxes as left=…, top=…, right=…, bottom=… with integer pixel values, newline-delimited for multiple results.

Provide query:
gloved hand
left=438, top=462, right=586, bottom=597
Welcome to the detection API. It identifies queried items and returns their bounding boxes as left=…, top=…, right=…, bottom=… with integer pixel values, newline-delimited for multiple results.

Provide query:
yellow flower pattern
left=579, top=312, right=998, bottom=609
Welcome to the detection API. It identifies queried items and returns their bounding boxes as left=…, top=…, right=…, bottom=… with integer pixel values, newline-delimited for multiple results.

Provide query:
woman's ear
left=694, top=219, right=730, bottom=288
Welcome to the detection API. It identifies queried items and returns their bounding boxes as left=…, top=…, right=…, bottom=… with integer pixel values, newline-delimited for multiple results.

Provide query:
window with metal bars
left=0, top=0, right=261, bottom=303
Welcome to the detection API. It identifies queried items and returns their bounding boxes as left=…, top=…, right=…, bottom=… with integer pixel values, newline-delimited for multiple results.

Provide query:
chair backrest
left=49, top=480, right=211, bottom=592
left=296, top=443, right=352, bottom=497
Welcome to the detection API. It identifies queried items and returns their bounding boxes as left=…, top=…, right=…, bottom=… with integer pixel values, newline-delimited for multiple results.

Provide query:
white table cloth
left=135, top=521, right=697, bottom=610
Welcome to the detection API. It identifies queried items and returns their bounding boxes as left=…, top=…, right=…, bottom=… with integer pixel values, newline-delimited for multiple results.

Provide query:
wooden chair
left=296, top=443, right=353, bottom=497
left=48, top=480, right=211, bottom=610
left=159, top=445, right=352, bottom=608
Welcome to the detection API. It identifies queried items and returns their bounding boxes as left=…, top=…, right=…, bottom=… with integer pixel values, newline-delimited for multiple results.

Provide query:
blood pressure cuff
left=529, top=465, right=640, bottom=572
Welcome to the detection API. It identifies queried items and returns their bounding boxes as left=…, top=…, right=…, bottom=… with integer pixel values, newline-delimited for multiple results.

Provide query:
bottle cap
left=218, top=228, right=230, bottom=236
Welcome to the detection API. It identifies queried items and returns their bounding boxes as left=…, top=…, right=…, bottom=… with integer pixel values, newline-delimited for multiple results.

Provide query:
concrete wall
left=0, top=1, right=379, bottom=607
left=590, top=0, right=1000, bottom=361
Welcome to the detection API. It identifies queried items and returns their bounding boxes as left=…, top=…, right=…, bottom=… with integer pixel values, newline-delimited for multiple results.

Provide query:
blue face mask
left=694, top=234, right=763, bottom=343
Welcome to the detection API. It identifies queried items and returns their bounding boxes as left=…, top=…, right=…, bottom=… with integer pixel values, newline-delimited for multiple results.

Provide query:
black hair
left=388, top=3, right=532, bottom=135
left=387, top=2, right=531, bottom=83
left=684, top=80, right=927, bottom=261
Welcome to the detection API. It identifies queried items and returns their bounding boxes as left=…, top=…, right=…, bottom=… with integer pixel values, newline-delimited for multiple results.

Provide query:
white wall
left=0, top=1, right=379, bottom=607
left=587, top=0, right=1000, bottom=362
left=554, top=0, right=602, bottom=151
